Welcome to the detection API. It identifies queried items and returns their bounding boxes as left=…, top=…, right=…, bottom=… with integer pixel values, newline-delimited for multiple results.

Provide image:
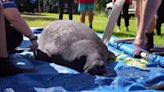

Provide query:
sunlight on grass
left=23, top=13, right=164, bottom=46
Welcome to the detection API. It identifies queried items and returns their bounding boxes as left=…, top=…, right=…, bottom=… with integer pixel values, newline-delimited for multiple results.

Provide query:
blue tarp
left=0, top=29, right=163, bottom=92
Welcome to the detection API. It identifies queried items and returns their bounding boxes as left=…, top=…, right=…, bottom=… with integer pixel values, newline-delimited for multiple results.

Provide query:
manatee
left=37, top=20, right=116, bottom=76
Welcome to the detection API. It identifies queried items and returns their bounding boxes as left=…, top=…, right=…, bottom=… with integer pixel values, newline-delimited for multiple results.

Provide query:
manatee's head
left=83, top=51, right=116, bottom=76
left=84, top=59, right=107, bottom=76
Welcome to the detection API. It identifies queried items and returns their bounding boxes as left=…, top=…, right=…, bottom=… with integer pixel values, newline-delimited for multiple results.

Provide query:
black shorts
left=6, top=26, right=23, bottom=52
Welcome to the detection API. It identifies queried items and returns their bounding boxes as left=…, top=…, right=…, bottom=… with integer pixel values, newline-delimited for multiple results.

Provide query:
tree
left=95, top=0, right=111, bottom=12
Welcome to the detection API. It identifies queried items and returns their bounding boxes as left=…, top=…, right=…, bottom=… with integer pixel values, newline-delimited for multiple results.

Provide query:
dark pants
left=5, top=21, right=23, bottom=53
left=29, top=0, right=38, bottom=13
left=38, top=0, right=43, bottom=12
left=156, top=0, right=164, bottom=35
left=156, top=17, right=164, bottom=35
left=59, top=0, right=73, bottom=20
left=117, top=3, right=130, bottom=27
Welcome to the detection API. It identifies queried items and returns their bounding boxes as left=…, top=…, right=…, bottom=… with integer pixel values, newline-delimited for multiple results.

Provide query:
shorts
left=78, top=4, right=95, bottom=12
left=6, top=23, right=23, bottom=52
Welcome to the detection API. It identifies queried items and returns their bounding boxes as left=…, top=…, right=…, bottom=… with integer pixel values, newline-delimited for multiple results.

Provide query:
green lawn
left=22, top=13, right=164, bottom=46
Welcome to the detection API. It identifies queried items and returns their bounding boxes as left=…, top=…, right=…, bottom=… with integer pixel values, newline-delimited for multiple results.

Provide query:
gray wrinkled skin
left=38, top=20, right=116, bottom=76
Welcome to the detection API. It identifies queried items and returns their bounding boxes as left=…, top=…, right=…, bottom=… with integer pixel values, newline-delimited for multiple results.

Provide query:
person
left=29, top=0, right=38, bottom=13
left=0, top=0, right=38, bottom=77
left=38, top=0, right=43, bottom=12
left=0, top=1, right=8, bottom=62
left=156, top=0, right=164, bottom=36
left=59, top=0, right=73, bottom=20
left=112, top=0, right=132, bottom=32
left=75, top=0, right=96, bottom=29
left=133, top=0, right=162, bottom=56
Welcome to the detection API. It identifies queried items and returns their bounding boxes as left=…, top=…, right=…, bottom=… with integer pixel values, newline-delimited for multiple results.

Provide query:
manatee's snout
left=84, top=60, right=108, bottom=76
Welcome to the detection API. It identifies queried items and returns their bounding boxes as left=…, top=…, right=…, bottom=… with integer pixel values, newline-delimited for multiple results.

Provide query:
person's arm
left=74, top=0, right=78, bottom=4
left=2, top=1, right=38, bottom=50
left=3, top=9, right=35, bottom=39
left=0, top=1, right=8, bottom=58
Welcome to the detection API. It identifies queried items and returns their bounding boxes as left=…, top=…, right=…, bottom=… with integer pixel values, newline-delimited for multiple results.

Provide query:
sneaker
left=0, top=57, right=34, bottom=77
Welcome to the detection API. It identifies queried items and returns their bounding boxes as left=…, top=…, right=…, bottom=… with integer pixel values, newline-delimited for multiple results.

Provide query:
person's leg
left=87, top=4, right=95, bottom=29
left=134, top=0, right=143, bottom=31
left=80, top=12, right=86, bottom=23
left=0, top=4, right=33, bottom=77
left=123, top=3, right=130, bottom=31
left=67, top=0, right=73, bottom=20
left=117, top=14, right=121, bottom=32
left=31, top=3, right=35, bottom=13
left=38, top=0, right=41, bottom=12
left=0, top=4, right=8, bottom=58
left=156, top=17, right=162, bottom=35
left=145, top=18, right=156, bottom=51
left=134, top=0, right=162, bottom=55
left=6, top=25, right=23, bottom=53
left=59, top=0, right=64, bottom=20
left=40, top=0, right=44, bottom=12
left=78, top=4, right=86, bottom=23
left=87, top=11, right=93, bottom=28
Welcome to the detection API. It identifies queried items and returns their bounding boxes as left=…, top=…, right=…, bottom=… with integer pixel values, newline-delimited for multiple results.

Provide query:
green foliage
left=95, top=0, right=111, bottom=13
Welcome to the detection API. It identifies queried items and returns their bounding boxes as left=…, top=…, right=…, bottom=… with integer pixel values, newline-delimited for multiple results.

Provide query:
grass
left=22, top=13, right=164, bottom=46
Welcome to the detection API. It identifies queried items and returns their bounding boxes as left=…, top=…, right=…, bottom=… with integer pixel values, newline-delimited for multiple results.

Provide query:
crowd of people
left=13, top=0, right=94, bottom=28
left=0, top=0, right=164, bottom=77
left=50, top=0, right=96, bottom=28
left=112, top=0, right=132, bottom=32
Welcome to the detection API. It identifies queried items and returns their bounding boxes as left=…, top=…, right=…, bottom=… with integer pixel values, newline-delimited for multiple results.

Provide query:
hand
left=29, top=40, right=38, bottom=51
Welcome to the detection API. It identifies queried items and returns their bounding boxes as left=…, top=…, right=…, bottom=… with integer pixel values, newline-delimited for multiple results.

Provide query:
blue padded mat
left=0, top=29, right=163, bottom=92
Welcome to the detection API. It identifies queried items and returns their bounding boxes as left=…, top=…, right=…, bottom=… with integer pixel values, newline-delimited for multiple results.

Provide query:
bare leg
left=80, top=12, right=86, bottom=23
left=134, top=0, right=143, bottom=31
left=0, top=3, right=8, bottom=58
left=136, top=0, right=161, bottom=42
left=134, top=0, right=161, bottom=51
left=87, top=11, right=94, bottom=28
left=145, top=18, right=156, bottom=51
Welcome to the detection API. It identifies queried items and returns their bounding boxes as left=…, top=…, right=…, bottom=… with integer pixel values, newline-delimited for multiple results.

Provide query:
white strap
left=103, top=0, right=126, bottom=45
